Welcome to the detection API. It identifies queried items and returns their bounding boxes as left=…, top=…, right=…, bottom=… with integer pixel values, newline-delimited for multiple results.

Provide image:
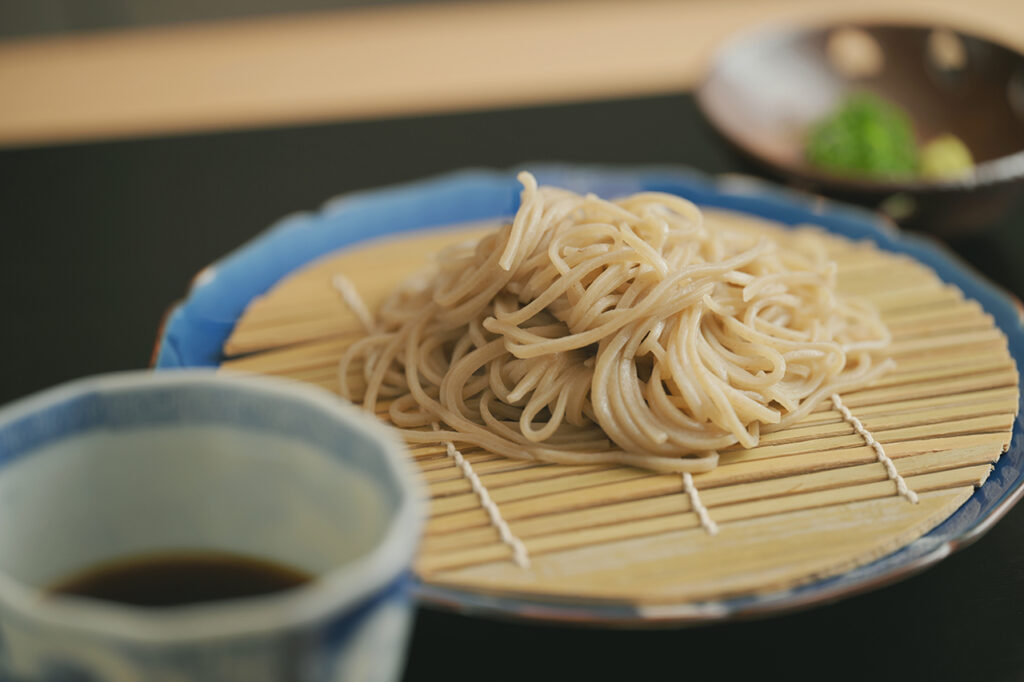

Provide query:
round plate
left=154, top=164, right=1024, bottom=625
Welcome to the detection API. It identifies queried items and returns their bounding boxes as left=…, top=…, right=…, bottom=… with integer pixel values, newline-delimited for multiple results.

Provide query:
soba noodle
left=338, top=172, right=892, bottom=472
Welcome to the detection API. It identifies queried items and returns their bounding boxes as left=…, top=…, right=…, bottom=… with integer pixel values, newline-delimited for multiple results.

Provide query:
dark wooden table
left=3, top=93, right=1023, bottom=681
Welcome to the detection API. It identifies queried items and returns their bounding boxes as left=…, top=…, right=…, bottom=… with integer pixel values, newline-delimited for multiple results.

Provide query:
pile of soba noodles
left=339, top=172, right=891, bottom=472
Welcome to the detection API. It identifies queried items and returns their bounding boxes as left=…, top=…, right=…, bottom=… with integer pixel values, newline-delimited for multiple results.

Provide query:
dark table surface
left=3, top=94, right=1023, bottom=681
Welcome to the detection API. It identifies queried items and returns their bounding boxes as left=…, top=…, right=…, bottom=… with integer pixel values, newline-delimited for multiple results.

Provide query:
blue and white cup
left=0, top=371, right=423, bottom=682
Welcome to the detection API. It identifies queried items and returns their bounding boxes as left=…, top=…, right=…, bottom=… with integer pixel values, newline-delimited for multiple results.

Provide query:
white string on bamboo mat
left=332, top=273, right=375, bottom=333
left=434, top=425, right=531, bottom=569
left=332, top=273, right=529, bottom=567
left=682, top=471, right=719, bottom=535
left=831, top=393, right=919, bottom=504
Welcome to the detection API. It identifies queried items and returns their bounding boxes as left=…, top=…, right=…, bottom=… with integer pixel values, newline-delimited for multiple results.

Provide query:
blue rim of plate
left=154, top=163, right=1024, bottom=626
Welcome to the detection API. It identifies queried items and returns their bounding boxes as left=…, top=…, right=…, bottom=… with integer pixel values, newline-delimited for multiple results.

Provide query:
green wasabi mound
left=805, top=92, right=976, bottom=182
left=805, top=92, right=919, bottom=178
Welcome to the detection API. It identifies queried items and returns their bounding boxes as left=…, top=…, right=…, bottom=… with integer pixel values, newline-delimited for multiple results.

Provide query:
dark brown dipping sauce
left=48, top=552, right=312, bottom=607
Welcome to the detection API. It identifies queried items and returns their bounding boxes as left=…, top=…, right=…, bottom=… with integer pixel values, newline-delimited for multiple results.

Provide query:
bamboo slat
left=221, top=211, right=1019, bottom=609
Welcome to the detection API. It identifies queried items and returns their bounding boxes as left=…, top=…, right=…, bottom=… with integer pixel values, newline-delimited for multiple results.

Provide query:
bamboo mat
left=221, top=213, right=1018, bottom=607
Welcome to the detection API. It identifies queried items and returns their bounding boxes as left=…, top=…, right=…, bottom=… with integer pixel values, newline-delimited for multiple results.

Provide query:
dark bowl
left=696, top=22, right=1024, bottom=236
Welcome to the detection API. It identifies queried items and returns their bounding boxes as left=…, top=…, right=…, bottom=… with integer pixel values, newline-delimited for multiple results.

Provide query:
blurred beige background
left=1, top=0, right=1021, bottom=147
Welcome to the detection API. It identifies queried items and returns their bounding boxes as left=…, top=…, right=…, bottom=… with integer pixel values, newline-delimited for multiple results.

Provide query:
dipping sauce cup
left=0, top=371, right=422, bottom=682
